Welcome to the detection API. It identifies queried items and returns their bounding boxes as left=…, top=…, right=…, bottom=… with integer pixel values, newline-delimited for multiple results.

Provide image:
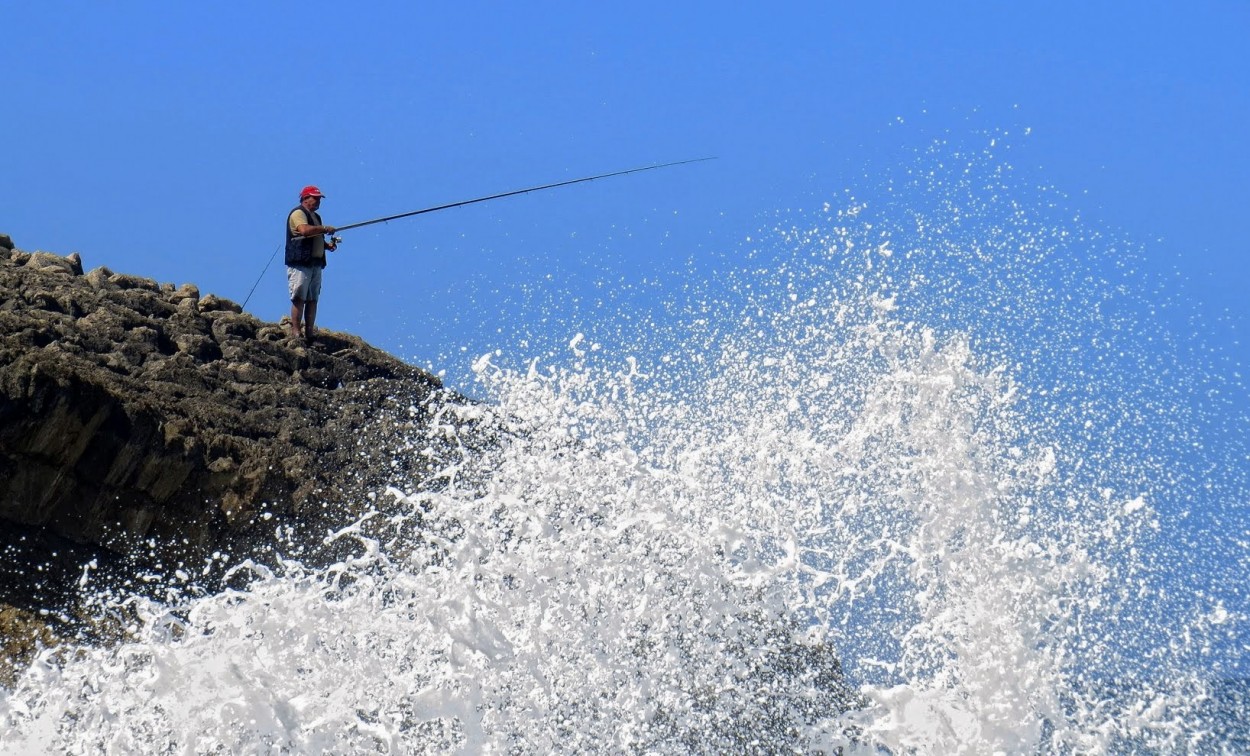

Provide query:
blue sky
left=4, top=2, right=1247, bottom=394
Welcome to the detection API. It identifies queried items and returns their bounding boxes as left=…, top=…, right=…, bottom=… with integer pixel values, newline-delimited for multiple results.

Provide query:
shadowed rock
left=0, top=236, right=476, bottom=679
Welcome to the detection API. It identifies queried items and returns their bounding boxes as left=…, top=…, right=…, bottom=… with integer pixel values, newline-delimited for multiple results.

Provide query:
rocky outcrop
left=0, top=234, right=472, bottom=677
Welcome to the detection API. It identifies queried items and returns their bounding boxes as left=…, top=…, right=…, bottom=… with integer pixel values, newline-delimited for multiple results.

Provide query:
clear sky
left=4, top=1, right=1247, bottom=394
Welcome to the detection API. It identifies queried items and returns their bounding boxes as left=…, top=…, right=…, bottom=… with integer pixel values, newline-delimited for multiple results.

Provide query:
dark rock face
left=0, top=236, right=468, bottom=673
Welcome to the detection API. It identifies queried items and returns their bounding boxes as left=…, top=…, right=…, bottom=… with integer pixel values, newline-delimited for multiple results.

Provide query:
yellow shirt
left=288, top=208, right=326, bottom=262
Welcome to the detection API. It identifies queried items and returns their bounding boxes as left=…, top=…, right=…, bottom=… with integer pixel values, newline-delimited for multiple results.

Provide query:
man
left=285, top=185, right=337, bottom=340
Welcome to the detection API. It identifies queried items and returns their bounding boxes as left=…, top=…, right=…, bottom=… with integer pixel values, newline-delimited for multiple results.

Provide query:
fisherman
left=239, top=159, right=711, bottom=315
left=285, top=185, right=337, bottom=341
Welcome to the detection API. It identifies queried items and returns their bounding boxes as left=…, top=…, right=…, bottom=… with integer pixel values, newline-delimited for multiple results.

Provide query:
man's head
left=299, top=185, right=325, bottom=209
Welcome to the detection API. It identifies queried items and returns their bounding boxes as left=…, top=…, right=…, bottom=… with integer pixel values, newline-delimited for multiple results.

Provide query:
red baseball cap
left=299, top=185, right=325, bottom=199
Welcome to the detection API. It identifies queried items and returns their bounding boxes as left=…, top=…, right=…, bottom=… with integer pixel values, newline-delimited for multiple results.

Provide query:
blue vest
left=285, top=206, right=327, bottom=268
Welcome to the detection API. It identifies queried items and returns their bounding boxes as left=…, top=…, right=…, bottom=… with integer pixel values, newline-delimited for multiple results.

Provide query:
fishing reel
left=328, top=235, right=343, bottom=246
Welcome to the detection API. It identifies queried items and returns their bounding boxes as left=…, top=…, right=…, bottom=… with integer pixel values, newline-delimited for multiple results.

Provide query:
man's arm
left=294, top=221, right=336, bottom=236
left=291, top=209, right=336, bottom=237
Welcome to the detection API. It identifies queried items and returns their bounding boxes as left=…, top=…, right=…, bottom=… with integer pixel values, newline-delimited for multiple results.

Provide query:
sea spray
left=2, top=132, right=1245, bottom=753
left=0, top=309, right=1209, bottom=752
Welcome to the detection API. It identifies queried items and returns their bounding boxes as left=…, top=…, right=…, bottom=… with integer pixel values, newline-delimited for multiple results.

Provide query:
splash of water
left=2, top=133, right=1245, bottom=753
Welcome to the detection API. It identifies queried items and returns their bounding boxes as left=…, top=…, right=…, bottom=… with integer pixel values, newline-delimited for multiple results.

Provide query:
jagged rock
left=0, top=239, right=479, bottom=671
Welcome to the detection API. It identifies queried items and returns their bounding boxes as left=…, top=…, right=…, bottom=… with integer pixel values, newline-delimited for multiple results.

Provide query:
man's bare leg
left=304, top=301, right=318, bottom=340
left=290, top=299, right=304, bottom=339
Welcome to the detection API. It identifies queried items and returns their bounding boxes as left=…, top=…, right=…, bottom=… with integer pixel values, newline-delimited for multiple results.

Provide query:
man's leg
left=303, top=267, right=323, bottom=340
left=290, top=298, right=304, bottom=339
left=304, top=300, right=318, bottom=340
left=287, top=266, right=310, bottom=340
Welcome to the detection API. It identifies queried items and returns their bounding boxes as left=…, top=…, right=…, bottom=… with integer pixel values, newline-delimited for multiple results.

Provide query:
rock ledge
left=0, top=235, right=465, bottom=679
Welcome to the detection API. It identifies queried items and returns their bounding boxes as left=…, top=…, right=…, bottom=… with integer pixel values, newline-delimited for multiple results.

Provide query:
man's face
left=303, top=195, right=322, bottom=210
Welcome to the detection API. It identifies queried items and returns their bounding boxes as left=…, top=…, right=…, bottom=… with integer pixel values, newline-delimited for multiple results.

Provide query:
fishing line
left=241, top=243, right=283, bottom=310
left=241, top=157, right=716, bottom=309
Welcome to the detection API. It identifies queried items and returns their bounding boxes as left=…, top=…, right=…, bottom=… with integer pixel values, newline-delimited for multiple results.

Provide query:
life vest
left=284, top=206, right=327, bottom=268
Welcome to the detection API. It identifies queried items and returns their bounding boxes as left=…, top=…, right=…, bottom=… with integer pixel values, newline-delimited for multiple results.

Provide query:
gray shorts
left=287, top=265, right=322, bottom=303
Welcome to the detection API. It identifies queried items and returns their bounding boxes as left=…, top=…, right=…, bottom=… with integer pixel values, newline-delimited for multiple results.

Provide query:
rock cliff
left=0, top=233, right=469, bottom=679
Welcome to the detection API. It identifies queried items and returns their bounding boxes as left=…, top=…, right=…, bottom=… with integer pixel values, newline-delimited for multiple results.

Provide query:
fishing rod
left=331, top=156, right=716, bottom=237
left=242, top=157, right=715, bottom=308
